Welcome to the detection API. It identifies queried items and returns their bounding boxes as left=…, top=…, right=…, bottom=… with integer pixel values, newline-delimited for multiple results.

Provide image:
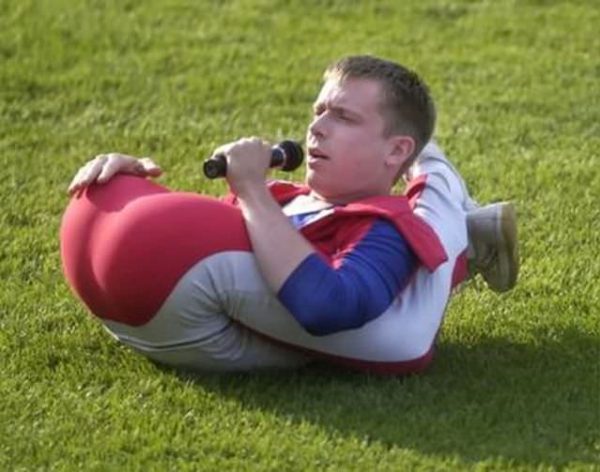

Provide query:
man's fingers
left=80, top=156, right=106, bottom=185
left=96, top=155, right=125, bottom=183
left=138, top=157, right=163, bottom=177
left=211, top=138, right=267, bottom=161
left=67, top=166, right=87, bottom=194
left=67, top=157, right=105, bottom=195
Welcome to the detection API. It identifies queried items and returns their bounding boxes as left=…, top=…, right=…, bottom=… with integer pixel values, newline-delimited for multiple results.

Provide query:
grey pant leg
left=102, top=255, right=309, bottom=372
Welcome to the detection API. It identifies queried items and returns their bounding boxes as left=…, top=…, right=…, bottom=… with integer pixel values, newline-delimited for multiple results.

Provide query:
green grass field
left=1, top=0, right=599, bottom=470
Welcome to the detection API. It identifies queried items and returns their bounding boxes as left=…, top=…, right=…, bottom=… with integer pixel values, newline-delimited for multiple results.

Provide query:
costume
left=60, top=142, right=469, bottom=375
left=223, top=180, right=446, bottom=336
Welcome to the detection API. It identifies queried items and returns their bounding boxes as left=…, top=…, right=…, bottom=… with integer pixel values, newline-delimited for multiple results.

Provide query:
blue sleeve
left=277, top=219, right=417, bottom=336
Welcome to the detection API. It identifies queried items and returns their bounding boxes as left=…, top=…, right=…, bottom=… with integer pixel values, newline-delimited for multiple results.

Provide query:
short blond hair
left=324, top=55, right=436, bottom=160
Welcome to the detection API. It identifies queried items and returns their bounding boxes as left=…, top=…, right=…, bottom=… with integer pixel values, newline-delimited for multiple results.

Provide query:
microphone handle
left=203, top=147, right=286, bottom=179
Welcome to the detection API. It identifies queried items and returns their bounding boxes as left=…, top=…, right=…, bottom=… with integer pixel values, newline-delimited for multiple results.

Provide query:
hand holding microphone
left=203, top=139, right=304, bottom=179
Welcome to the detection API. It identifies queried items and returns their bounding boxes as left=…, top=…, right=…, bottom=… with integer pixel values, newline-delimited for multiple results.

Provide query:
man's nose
left=308, top=114, right=327, bottom=139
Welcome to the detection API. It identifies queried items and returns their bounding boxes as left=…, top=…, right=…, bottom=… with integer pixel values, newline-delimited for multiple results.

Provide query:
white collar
left=282, top=194, right=334, bottom=217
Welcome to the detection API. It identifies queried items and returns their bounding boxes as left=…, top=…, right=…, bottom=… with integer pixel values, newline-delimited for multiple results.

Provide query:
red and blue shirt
left=225, top=181, right=447, bottom=336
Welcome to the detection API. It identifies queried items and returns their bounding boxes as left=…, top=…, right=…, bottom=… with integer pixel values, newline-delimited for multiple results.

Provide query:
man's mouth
left=308, top=148, right=329, bottom=160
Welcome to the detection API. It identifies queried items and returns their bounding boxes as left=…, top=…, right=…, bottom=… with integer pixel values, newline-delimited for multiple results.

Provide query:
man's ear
left=385, top=135, right=415, bottom=169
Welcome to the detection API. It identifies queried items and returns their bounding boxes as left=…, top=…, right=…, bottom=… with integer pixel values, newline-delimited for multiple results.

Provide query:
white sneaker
left=467, top=202, right=519, bottom=292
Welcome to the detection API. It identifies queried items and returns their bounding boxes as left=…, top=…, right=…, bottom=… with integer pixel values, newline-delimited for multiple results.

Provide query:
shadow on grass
left=169, top=327, right=599, bottom=468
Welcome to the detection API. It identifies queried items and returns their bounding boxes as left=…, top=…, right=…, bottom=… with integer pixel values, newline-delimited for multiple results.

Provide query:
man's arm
left=277, top=220, right=417, bottom=335
left=219, top=137, right=316, bottom=291
left=237, top=185, right=317, bottom=291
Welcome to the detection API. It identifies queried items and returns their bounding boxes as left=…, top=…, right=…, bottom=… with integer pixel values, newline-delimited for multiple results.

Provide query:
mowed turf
left=1, top=0, right=598, bottom=470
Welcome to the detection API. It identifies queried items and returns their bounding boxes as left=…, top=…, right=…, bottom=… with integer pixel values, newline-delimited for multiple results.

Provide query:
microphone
left=203, top=140, right=304, bottom=179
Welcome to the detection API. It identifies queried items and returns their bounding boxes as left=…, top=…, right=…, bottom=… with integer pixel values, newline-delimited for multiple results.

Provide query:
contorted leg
left=60, top=175, right=308, bottom=371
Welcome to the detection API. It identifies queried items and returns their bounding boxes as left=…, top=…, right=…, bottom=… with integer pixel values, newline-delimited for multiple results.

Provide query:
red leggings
left=60, top=175, right=251, bottom=326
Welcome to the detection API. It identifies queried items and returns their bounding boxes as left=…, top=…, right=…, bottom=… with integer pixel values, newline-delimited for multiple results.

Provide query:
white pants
left=103, top=142, right=469, bottom=373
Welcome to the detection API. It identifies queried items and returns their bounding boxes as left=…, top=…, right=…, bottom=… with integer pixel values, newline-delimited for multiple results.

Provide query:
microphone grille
left=278, top=140, right=304, bottom=171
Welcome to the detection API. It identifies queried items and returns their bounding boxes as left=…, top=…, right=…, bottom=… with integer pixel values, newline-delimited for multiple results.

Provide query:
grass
left=1, top=0, right=599, bottom=470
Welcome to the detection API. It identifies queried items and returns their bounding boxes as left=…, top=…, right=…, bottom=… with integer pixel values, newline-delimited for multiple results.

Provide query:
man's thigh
left=102, top=255, right=309, bottom=372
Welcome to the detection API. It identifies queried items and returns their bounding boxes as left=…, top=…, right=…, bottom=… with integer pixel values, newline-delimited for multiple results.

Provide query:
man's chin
left=305, top=171, right=318, bottom=188
left=305, top=172, right=318, bottom=190
left=305, top=175, right=332, bottom=200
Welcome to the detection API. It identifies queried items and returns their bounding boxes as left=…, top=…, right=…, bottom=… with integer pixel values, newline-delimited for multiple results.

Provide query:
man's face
left=305, top=77, right=394, bottom=204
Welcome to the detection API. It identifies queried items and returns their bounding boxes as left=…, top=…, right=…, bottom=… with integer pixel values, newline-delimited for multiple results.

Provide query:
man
left=63, top=55, right=518, bottom=374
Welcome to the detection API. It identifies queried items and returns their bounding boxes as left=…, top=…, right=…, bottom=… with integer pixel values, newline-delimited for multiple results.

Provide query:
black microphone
left=203, top=140, right=304, bottom=179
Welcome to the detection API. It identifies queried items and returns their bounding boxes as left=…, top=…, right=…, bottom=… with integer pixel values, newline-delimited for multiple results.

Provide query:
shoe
left=467, top=202, right=519, bottom=292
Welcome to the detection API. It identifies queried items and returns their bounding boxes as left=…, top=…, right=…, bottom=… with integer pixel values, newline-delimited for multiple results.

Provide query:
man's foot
left=467, top=202, right=519, bottom=292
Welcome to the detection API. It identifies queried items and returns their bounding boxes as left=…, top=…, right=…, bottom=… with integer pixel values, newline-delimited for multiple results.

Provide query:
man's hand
left=211, top=137, right=272, bottom=197
left=67, top=153, right=162, bottom=195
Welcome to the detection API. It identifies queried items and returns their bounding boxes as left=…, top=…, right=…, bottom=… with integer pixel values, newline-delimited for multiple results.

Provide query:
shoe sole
left=493, top=202, right=519, bottom=292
